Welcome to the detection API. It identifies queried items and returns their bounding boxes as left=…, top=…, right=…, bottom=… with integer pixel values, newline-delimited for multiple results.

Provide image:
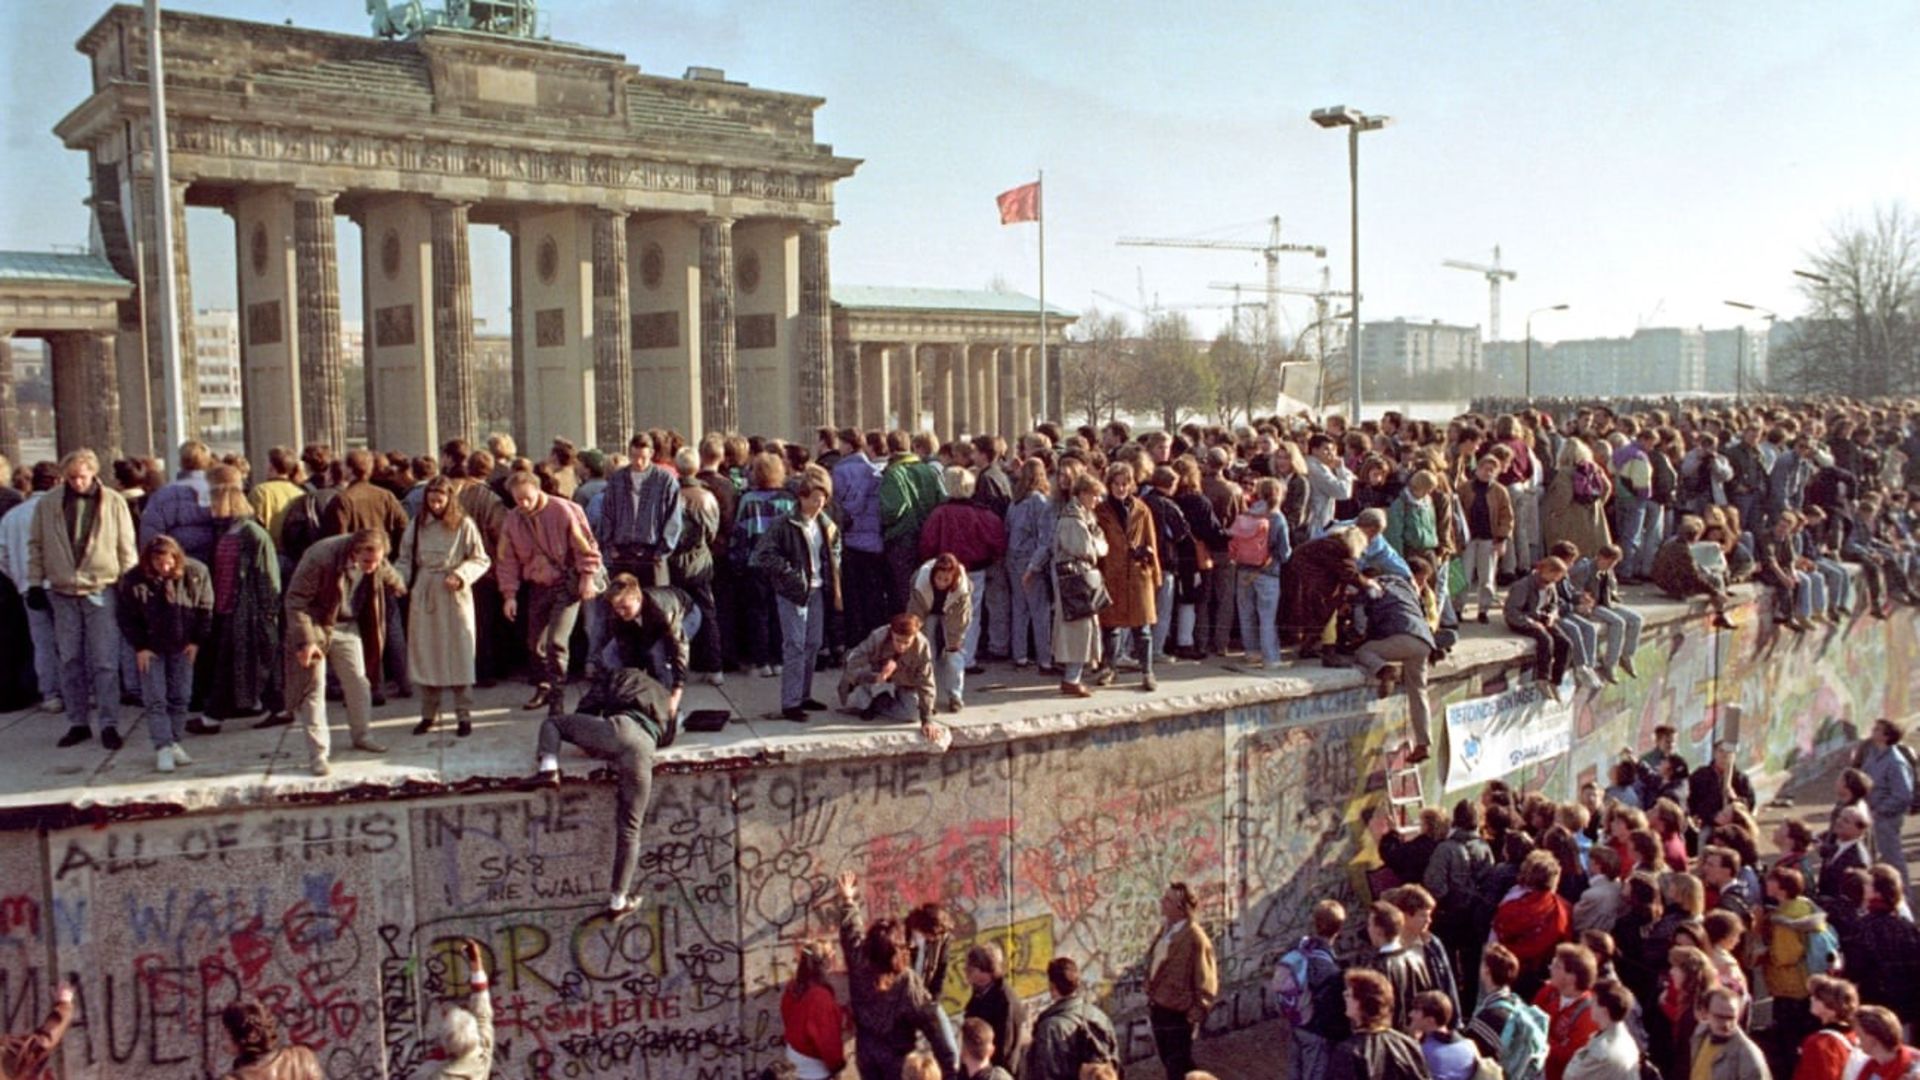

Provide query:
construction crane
left=1442, top=245, right=1518, bottom=341
left=1212, top=268, right=1355, bottom=410
left=1118, top=216, right=1326, bottom=343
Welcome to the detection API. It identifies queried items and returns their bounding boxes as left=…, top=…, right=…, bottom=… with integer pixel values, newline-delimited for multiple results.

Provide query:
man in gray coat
left=1861, top=718, right=1915, bottom=894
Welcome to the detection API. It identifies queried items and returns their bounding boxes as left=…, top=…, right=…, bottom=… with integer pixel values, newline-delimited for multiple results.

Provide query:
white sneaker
left=168, top=742, right=193, bottom=766
left=43, top=698, right=64, bottom=715
left=703, top=671, right=725, bottom=687
left=155, top=746, right=175, bottom=773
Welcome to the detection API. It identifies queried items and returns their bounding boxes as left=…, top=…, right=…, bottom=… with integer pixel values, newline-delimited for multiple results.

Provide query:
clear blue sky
left=5, top=1, right=1917, bottom=343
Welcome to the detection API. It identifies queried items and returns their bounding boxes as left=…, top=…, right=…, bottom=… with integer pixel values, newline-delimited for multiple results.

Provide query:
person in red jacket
left=1854, top=1005, right=1920, bottom=1080
left=1794, top=974, right=1860, bottom=1080
left=780, top=940, right=846, bottom=1080
left=1492, top=850, right=1573, bottom=999
left=917, top=467, right=1007, bottom=674
left=1533, top=943, right=1601, bottom=1080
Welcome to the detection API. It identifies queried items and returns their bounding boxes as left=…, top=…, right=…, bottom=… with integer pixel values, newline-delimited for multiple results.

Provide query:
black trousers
left=538, top=712, right=657, bottom=897
left=1150, top=1003, right=1196, bottom=1078
left=1511, top=620, right=1571, bottom=683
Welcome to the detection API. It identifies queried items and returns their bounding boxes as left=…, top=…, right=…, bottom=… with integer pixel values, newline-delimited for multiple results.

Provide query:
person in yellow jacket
left=1755, top=864, right=1822, bottom=1055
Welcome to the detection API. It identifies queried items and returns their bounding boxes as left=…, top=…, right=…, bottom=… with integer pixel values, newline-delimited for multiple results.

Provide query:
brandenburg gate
left=51, top=4, right=859, bottom=461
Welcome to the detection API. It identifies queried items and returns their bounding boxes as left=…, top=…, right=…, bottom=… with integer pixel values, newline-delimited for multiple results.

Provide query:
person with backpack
left=1229, top=477, right=1292, bottom=669
left=1859, top=719, right=1915, bottom=894
left=1279, top=899, right=1350, bottom=1080
left=1025, top=957, right=1119, bottom=1080
left=1792, top=975, right=1861, bottom=1080
left=1410, top=991, right=1476, bottom=1080
left=1426, top=801, right=1497, bottom=1001
left=1469, top=944, right=1550, bottom=1080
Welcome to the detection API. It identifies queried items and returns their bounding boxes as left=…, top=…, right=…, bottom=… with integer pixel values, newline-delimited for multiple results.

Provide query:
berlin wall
left=5, top=593, right=1916, bottom=1079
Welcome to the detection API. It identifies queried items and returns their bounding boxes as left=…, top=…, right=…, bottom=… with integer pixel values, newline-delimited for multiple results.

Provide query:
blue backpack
left=1271, top=937, right=1333, bottom=1027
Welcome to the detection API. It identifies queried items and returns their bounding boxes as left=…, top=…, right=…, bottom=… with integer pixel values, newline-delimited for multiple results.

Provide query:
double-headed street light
left=1311, top=104, right=1390, bottom=421
left=1723, top=300, right=1777, bottom=403
left=1524, top=304, right=1570, bottom=398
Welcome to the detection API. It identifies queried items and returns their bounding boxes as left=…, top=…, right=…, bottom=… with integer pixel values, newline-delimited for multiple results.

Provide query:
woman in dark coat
left=1280, top=527, right=1369, bottom=654
left=205, top=472, right=284, bottom=725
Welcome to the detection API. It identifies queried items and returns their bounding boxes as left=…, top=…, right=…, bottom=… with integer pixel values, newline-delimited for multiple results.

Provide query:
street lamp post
left=1311, top=105, right=1389, bottom=422
left=1524, top=304, right=1569, bottom=399
left=1723, top=300, right=1777, bottom=403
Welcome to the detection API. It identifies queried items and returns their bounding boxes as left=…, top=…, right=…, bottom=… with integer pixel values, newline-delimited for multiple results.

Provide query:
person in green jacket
left=879, top=430, right=944, bottom=607
left=1384, top=470, right=1440, bottom=561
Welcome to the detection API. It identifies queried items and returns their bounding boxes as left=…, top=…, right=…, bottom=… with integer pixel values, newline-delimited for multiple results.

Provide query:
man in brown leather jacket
left=1145, top=881, right=1219, bottom=1079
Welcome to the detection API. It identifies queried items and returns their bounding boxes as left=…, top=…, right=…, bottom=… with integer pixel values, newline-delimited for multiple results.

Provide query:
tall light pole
left=1723, top=300, right=1776, bottom=403
left=1524, top=303, right=1569, bottom=399
left=147, top=0, right=187, bottom=473
left=1311, top=105, right=1389, bottom=421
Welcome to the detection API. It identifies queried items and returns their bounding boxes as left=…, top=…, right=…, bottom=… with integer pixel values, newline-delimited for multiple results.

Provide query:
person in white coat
left=394, top=477, right=491, bottom=738
left=1563, top=979, right=1643, bottom=1080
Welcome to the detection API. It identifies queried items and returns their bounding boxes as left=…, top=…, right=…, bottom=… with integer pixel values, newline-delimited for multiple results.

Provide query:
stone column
left=1014, top=345, right=1033, bottom=435
left=698, top=215, right=738, bottom=433
left=507, top=222, right=529, bottom=444
left=0, top=336, right=16, bottom=465
left=952, top=344, right=971, bottom=438
left=997, top=346, right=1019, bottom=439
left=592, top=209, right=633, bottom=451
left=932, top=348, right=955, bottom=443
left=49, top=332, right=122, bottom=459
left=294, top=189, right=345, bottom=452
left=798, top=224, right=834, bottom=428
left=835, top=340, right=862, bottom=434
left=862, top=344, right=892, bottom=432
left=432, top=199, right=478, bottom=448
left=975, top=345, right=997, bottom=436
left=898, top=343, right=922, bottom=433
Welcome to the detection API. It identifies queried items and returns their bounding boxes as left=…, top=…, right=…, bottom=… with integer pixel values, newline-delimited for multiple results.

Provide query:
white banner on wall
left=1444, top=679, right=1574, bottom=792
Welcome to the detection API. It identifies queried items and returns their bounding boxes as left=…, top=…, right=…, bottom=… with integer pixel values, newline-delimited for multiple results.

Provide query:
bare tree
left=1207, top=309, right=1291, bottom=427
left=1775, top=203, right=1920, bottom=396
left=1122, top=311, right=1215, bottom=432
left=1062, top=307, right=1131, bottom=428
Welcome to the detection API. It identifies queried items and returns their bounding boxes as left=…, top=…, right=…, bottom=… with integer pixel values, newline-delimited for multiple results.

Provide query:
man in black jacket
left=961, top=942, right=1027, bottom=1077
left=1354, top=568, right=1438, bottom=762
left=1332, top=969, right=1430, bottom=1080
left=1363, top=901, right=1433, bottom=1032
left=1025, top=958, right=1119, bottom=1080
left=531, top=667, right=677, bottom=917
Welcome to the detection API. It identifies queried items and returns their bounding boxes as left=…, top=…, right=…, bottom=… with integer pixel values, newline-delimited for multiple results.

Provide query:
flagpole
left=1036, top=170, right=1047, bottom=425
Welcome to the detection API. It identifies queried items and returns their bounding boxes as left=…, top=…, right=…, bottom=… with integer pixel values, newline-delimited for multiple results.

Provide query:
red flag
left=997, top=181, right=1041, bottom=225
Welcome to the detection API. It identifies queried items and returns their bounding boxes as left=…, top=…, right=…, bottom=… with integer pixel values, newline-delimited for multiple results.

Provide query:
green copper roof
left=833, top=285, right=1076, bottom=319
left=0, top=252, right=130, bottom=288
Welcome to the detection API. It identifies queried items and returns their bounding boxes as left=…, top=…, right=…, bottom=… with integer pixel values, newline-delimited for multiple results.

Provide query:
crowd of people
left=3, top=398, right=1919, bottom=776
left=1, top=397, right=1919, bottom=1080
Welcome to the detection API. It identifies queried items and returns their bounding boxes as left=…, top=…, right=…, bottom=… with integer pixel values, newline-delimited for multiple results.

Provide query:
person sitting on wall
left=1649, top=514, right=1736, bottom=629
left=529, top=666, right=678, bottom=916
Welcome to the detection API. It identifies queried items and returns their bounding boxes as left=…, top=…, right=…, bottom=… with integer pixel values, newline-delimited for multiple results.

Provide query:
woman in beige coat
left=1051, top=474, right=1109, bottom=698
left=1543, top=437, right=1614, bottom=563
left=395, top=476, right=491, bottom=737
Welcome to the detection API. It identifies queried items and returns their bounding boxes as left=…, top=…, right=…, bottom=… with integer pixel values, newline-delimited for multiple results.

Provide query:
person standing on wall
left=27, top=449, right=138, bottom=751
left=1145, top=881, right=1219, bottom=1080
left=394, top=476, right=491, bottom=739
left=752, top=466, right=841, bottom=723
left=496, top=470, right=603, bottom=719
left=283, top=530, right=404, bottom=777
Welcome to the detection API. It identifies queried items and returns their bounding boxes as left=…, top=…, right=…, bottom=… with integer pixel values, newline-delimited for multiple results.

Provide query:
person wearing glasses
left=1685, top=985, right=1767, bottom=1080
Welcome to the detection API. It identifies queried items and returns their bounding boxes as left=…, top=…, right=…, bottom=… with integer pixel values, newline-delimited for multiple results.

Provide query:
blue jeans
left=1630, top=506, right=1668, bottom=579
left=1561, top=612, right=1598, bottom=668
left=139, top=649, right=193, bottom=749
left=1587, top=605, right=1643, bottom=670
left=1236, top=569, right=1281, bottom=665
left=50, top=591, right=121, bottom=734
left=1011, top=565, right=1052, bottom=665
left=1812, top=558, right=1852, bottom=614
left=26, top=605, right=60, bottom=704
left=845, top=681, right=920, bottom=721
left=777, top=588, right=825, bottom=709
left=964, top=570, right=987, bottom=666
left=1615, top=498, right=1648, bottom=573
left=1151, top=575, right=1176, bottom=659
left=933, top=647, right=965, bottom=708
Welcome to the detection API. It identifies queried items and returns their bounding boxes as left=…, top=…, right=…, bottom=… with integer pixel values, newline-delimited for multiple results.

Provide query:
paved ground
left=1122, top=747, right=1920, bottom=1080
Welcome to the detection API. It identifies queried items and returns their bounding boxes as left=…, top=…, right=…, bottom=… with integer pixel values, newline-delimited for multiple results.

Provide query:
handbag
left=1054, top=560, right=1112, bottom=621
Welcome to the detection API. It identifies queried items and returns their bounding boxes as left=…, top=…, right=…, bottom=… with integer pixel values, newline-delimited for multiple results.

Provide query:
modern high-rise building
left=193, top=309, right=243, bottom=445
left=1703, top=327, right=1770, bottom=396
left=1359, top=318, right=1482, bottom=399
